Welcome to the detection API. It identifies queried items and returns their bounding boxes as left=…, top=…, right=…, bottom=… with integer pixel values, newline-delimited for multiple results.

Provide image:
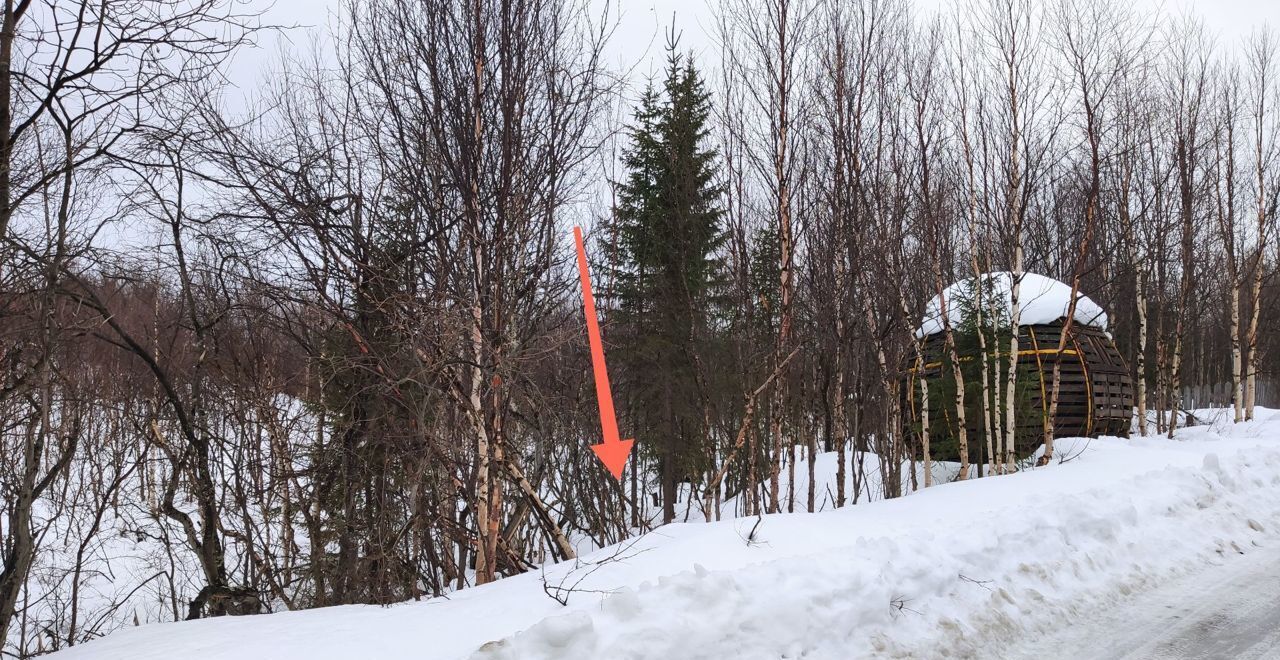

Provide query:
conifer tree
left=613, top=37, right=724, bottom=524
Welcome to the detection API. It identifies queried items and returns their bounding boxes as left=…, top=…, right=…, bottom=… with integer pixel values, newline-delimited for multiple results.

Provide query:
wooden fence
left=1179, top=379, right=1278, bottom=410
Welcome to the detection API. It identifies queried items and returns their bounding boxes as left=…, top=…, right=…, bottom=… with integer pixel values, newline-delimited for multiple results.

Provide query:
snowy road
left=1009, top=542, right=1280, bottom=660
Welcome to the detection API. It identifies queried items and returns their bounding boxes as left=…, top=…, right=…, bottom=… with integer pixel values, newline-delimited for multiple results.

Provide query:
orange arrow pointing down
left=573, top=226, right=634, bottom=480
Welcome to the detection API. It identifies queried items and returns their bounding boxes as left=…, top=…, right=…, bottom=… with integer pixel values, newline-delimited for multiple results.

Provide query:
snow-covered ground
left=50, top=409, right=1280, bottom=660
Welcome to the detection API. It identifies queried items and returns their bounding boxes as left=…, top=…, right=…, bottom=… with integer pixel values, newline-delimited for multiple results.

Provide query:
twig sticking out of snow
left=959, top=574, right=994, bottom=592
left=737, top=515, right=769, bottom=548
left=540, top=535, right=651, bottom=606
left=889, top=596, right=921, bottom=619
left=1056, top=438, right=1093, bottom=464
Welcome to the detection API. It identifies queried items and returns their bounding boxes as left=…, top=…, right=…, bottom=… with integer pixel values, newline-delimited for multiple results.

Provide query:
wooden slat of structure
left=906, top=319, right=1135, bottom=461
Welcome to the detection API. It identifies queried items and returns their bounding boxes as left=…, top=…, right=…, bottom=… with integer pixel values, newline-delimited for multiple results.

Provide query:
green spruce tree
left=613, top=37, right=724, bottom=524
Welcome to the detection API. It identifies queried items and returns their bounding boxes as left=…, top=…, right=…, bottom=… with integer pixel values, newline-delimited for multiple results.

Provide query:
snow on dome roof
left=915, top=272, right=1108, bottom=339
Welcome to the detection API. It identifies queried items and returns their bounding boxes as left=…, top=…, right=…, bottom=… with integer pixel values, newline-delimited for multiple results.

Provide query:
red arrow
left=573, top=226, right=634, bottom=480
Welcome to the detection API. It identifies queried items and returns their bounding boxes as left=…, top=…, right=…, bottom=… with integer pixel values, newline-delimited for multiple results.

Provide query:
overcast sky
left=116, top=0, right=1274, bottom=252
left=237, top=0, right=1280, bottom=97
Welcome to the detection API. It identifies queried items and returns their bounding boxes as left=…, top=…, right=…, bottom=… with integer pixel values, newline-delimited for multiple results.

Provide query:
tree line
left=1, top=0, right=1278, bottom=655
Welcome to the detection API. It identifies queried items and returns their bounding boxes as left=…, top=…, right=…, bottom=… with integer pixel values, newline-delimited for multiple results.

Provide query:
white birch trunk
left=1245, top=265, right=1261, bottom=420
left=468, top=302, right=494, bottom=585
left=921, top=372, right=932, bottom=489
left=1005, top=261, right=1022, bottom=473
left=1135, top=281, right=1149, bottom=436
left=1231, top=283, right=1243, bottom=422
left=936, top=292, right=969, bottom=480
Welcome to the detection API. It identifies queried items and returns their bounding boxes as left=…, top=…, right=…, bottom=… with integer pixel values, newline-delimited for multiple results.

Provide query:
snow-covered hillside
left=51, top=410, right=1280, bottom=660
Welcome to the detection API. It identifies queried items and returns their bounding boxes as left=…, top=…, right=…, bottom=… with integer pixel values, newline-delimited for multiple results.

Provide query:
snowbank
left=51, top=410, right=1280, bottom=660
left=916, top=272, right=1108, bottom=338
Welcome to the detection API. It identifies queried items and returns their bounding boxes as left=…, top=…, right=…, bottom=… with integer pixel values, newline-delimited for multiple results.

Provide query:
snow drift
left=51, top=409, right=1280, bottom=660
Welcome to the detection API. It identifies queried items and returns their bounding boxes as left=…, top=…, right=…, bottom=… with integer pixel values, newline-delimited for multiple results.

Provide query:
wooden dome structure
left=906, top=273, right=1133, bottom=462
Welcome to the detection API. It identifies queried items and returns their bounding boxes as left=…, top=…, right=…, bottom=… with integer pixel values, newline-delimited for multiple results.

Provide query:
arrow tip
left=591, top=438, right=634, bottom=480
